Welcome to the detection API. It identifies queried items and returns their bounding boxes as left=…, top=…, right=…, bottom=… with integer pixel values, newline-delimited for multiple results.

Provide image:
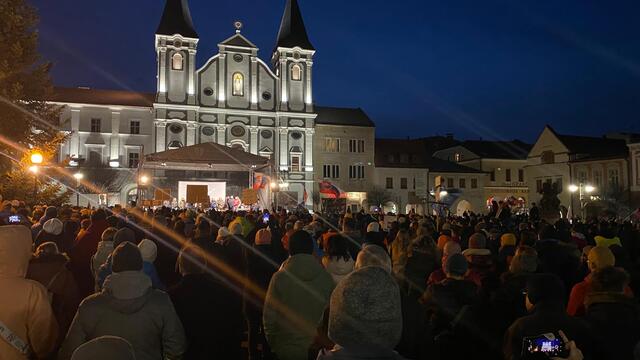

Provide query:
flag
left=303, top=189, right=308, bottom=203
left=253, top=174, right=268, bottom=190
left=319, top=181, right=342, bottom=198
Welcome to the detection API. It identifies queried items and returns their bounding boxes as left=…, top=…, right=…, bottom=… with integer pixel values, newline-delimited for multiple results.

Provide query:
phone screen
left=262, top=214, right=270, bottom=224
left=8, top=215, right=20, bottom=224
left=522, top=333, right=567, bottom=358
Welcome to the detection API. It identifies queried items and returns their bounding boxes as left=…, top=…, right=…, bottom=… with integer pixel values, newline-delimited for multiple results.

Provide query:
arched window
left=291, top=64, right=302, bottom=81
left=232, top=72, right=244, bottom=96
left=172, top=53, right=184, bottom=71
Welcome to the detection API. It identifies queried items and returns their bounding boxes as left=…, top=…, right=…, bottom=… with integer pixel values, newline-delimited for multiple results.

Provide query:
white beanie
left=137, top=239, right=157, bottom=263
left=217, top=226, right=230, bottom=241
left=43, top=218, right=64, bottom=236
left=366, top=222, right=380, bottom=233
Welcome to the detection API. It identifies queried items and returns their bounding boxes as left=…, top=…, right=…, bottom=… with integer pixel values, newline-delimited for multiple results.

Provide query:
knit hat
left=112, top=242, right=143, bottom=273
left=101, top=227, right=118, bottom=242
left=443, top=241, right=462, bottom=257
left=255, top=228, right=272, bottom=245
left=44, top=206, right=58, bottom=219
left=328, top=266, right=402, bottom=349
left=462, top=232, right=491, bottom=256
left=500, top=233, right=517, bottom=247
left=113, top=228, right=136, bottom=248
left=510, top=252, right=538, bottom=273
left=138, top=239, right=157, bottom=263
left=289, top=230, right=314, bottom=255
left=588, top=246, right=615, bottom=269
left=355, top=244, right=392, bottom=273
left=366, top=222, right=380, bottom=233
left=437, top=235, right=452, bottom=249
left=43, top=218, right=63, bottom=236
left=71, top=336, right=135, bottom=360
left=216, top=226, right=229, bottom=241
left=525, top=273, right=565, bottom=305
left=445, top=253, right=468, bottom=277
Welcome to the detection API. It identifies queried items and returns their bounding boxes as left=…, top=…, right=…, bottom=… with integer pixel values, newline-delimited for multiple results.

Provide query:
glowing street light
left=73, top=172, right=84, bottom=181
left=73, top=173, right=84, bottom=207
left=139, top=175, right=149, bottom=185
left=30, top=152, right=43, bottom=165
left=568, top=184, right=579, bottom=193
left=28, top=165, right=39, bottom=174
left=585, top=185, right=595, bottom=193
left=439, top=190, right=448, bottom=197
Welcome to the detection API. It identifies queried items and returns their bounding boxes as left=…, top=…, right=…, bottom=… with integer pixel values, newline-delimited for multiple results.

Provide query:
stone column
left=110, top=111, right=120, bottom=165
left=305, top=60, right=313, bottom=111
left=279, top=128, right=289, bottom=171
left=155, top=122, right=166, bottom=153
left=218, top=54, right=227, bottom=107
left=250, top=56, right=258, bottom=110
left=158, top=46, right=167, bottom=102
left=70, top=108, right=81, bottom=158
left=186, top=123, right=197, bottom=146
left=216, top=125, right=227, bottom=146
left=280, top=58, right=288, bottom=111
left=304, top=128, right=314, bottom=172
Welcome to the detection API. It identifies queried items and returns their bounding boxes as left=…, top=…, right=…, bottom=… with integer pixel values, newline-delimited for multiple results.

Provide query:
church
left=49, top=0, right=375, bottom=209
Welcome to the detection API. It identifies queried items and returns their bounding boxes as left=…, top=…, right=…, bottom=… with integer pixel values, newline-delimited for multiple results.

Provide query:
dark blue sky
left=31, top=0, right=640, bottom=142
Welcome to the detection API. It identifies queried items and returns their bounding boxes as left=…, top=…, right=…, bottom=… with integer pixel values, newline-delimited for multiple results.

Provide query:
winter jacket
left=567, top=273, right=634, bottom=316
left=58, top=271, right=186, bottom=360
left=91, top=240, right=113, bottom=280
left=404, top=238, right=438, bottom=294
left=584, top=291, right=640, bottom=360
left=264, top=254, right=335, bottom=360
left=0, top=225, right=58, bottom=360
left=422, top=278, right=478, bottom=334
left=96, top=257, right=165, bottom=291
left=503, top=303, right=594, bottom=360
left=244, top=244, right=279, bottom=320
left=170, top=274, right=244, bottom=359
left=69, top=219, right=109, bottom=298
left=322, top=256, right=355, bottom=284
left=26, top=254, right=80, bottom=343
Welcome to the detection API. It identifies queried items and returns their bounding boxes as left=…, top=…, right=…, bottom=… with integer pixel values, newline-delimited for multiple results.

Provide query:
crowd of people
left=1, top=197, right=640, bottom=359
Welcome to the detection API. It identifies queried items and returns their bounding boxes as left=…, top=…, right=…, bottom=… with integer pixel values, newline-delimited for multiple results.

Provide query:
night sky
left=30, top=0, right=640, bottom=142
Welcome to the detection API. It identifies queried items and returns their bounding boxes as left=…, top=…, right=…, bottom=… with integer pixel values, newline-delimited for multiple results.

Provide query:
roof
left=375, top=138, right=483, bottom=173
left=156, top=0, right=198, bottom=38
left=145, top=143, right=271, bottom=168
left=546, top=126, right=629, bottom=161
left=314, top=106, right=375, bottom=127
left=275, top=0, right=314, bottom=50
left=49, top=87, right=155, bottom=108
left=460, top=140, right=531, bottom=160
left=220, top=33, right=257, bottom=48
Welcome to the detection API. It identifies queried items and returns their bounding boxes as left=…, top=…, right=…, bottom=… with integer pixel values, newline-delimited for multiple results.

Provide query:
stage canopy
left=144, top=143, right=272, bottom=172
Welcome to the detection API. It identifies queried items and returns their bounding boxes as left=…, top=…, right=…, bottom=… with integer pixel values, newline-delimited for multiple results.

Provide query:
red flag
left=303, top=189, right=308, bottom=203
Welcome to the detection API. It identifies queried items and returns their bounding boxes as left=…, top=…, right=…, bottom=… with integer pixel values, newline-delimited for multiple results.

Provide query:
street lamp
left=30, top=152, right=43, bottom=165
left=29, top=151, right=43, bottom=204
left=568, top=183, right=596, bottom=219
left=73, top=173, right=84, bottom=207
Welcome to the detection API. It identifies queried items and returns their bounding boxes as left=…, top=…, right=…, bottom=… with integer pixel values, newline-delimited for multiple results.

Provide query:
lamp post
left=137, top=174, right=149, bottom=208
left=73, top=173, right=84, bottom=207
left=569, top=183, right=595, bottom=219
left=30, top=151, right=43, bottom=204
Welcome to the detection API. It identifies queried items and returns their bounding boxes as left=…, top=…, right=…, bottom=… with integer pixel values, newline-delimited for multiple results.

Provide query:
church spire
left=156, top=0, right=198, bottom=38
left=275, top=0, right=314, bottom=50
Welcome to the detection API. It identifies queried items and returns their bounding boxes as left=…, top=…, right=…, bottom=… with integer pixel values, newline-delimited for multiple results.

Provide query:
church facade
left=49, top=0, right=374, bottom=208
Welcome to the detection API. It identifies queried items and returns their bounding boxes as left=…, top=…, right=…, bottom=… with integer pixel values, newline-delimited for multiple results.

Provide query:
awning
left=144, top=143, right=272, bottom=172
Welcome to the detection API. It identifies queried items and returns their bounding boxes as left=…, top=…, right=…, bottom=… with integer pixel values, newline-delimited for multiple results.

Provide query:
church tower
left=272, top=0, right=315, bottom=113
left=155, top=0, right=199, bottom=106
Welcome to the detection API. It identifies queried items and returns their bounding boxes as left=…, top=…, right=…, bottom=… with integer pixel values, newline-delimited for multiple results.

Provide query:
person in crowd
left=462, top=232, right=494, bottom=285
left=96, top=227, right=137, bottom=290
left=422, top=253, right=478, bottom=334
left=594, top=222, right=622, bottom=248
left=403, top=229, right=438, bottom=296
left=32, top=205, right=57, bottom=239
left=263, top=230, right=335, bottom=360
left=69, top=209, right=109, bottom=298
left=584, top=266, right=640, bottom=359
left=244, top=228, right=279, bottom=360
left=318, top=266, right=406, bottom=360
left=170, top=245, right=244, bottom=359
left=91, top=227, right=117, bottom=281
left=341, top=217, right=363, bottom=259
left=70, top=336, right=136, bottom=360
left=391, top=229, right=411, bottom=279
left=59, top=242, right=186, bottom=360
left=0, top=225, right=59, bottom=360
left=322, top=234, right=355, bottom=284
left=26, top=242, right=80, bottom=344
left=535, top=225, right=581, bottom=290
left=567, top=245, right=633, bottom=316
left=34, top=217, right=64, bottom=249
left=355, top=244, right=392, bottom=272
left=138, top=239, right=165, bottom=290
left=497, top=232, right=517, bottom=273
left=503, top=273, right=593, bottom=360
left=427, top=240, right=462, bottom=286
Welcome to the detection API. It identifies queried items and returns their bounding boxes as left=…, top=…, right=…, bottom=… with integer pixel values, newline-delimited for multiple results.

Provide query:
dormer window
left=291, top=64, right=302, bottom=81
left=172, top=53, right=184, bottom=71
left=232, top=72, right=244, bottom=96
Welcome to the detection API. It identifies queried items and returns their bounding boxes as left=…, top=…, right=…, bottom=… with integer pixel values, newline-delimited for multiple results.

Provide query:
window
left=230, top=126, right=246, bottom=137
left=608, top=168, right=620, bottom=187
left=128, top=152, right=139, bottom=168
left=578, top=170, right=587, bottom=184
left=324, top=138, right=340, bottom=152
left=541, top=151, right=555, bottom=164
left=387, top=154, right=395, bottom=163
left=323, top=165, right=340, bottom=179
left=518, top=169, right=524, bottom=182
left=506, top=169, right=511, bottom=182
left=232, top=72, right=244, bottom=96
left=90, top=118, right=101, bottom=133
left=88, top=149, right=102, bottom=166
left=400, top=154, right=409, bottom=163
left=349, top=165, right=365, bottom=179
left=447, top=178, right=454, bottom=188
left=386, top=177, right=393, bottom=189
left=290, top=155, right=301, bottom=172
left=291, top=64, right=302, bottom=81
left=471, top=178, right=478, bottom=189
left=555, top=177, right=563, bottom=192
left=349, top=139, right=365, bottom=153
left=413, top=177, right=416, bottom=189
left=454, top=153, right=462, bottom=162
left=459, top=178, right=466, bottom=188
left=536, top=179, right=543, bottom=193
left=400, top=178, right=408, bottom=189
left=172, top=53, right=184, bottom=71
left=130, top=120, right=140, bottom=135
left=594, top=170, right=602, bottom=186
left=490, top=170, right=496, bottom=182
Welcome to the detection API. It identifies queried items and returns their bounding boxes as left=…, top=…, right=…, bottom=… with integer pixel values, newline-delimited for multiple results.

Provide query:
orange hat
left=437, top=235, right=452, bottom=249
left=500, top=233, right=517, bottom=247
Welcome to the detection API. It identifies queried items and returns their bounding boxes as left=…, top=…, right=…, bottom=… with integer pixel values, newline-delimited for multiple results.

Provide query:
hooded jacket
left=69, top=219, right=109, bottom=298
left=263, top=254, right=335, bottom=360
left=91, top=240, right=113, bottom=280
left=0, top=225, right=58, bottom=360
left=322, top=256, right=355, bottom=284
left=58, top=271, right=186, bottom=360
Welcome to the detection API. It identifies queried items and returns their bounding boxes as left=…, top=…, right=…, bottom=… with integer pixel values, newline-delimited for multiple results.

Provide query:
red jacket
left=567, top=272, right=634, bottom=316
